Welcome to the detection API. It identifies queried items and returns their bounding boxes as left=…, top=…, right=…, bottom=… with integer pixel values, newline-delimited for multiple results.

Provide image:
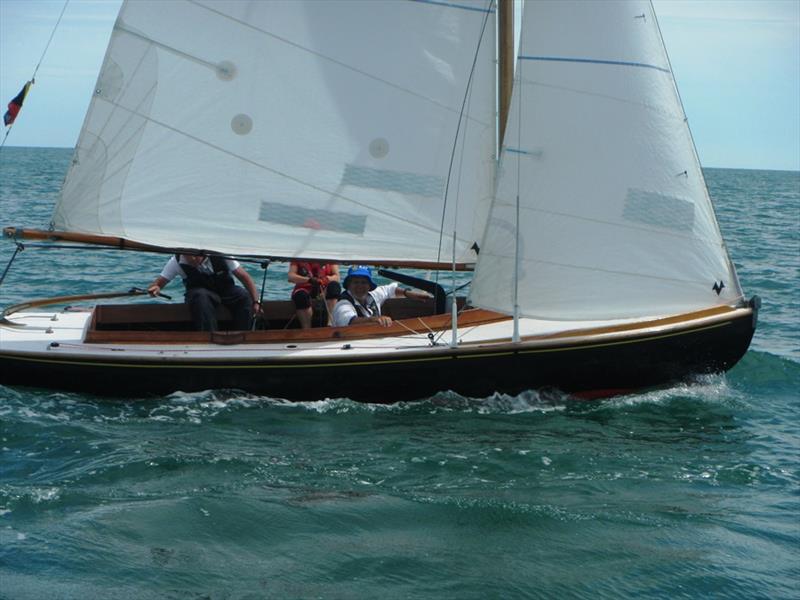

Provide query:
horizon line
left=1, top=144, right=798, bottom=174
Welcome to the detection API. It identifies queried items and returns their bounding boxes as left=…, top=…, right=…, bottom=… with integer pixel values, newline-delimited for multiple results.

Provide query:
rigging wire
left=512, top=19, right=523, bottom=344
left=0, top=243, right=24, bottom=291
left=431, top=0, right=494, bottom=344
left=33, top=0, right=71, bottom=81
left=0, top=0, right=70, bottom=150
left=433, top=0, right=494, bottom=285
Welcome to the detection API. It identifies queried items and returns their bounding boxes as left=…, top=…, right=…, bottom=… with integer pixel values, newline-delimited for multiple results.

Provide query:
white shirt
left=159, top=256, right=241, bottom=283
left=332, top=283, right=398, bottom=327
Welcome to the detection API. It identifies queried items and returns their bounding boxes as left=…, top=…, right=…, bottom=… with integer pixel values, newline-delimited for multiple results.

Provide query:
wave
left=1, top=347, right=796, bottom=425
left=0, top=383, right=742, bottom=426
left=727, top=349, right=800, bottom=393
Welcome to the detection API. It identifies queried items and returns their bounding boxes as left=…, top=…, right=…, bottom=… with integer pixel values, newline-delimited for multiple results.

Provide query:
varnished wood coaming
left=84, top=307, right=508, bottom=344
left=81, top=300, right=744, bottom=347
left=521, top=304, right=740, bottom=342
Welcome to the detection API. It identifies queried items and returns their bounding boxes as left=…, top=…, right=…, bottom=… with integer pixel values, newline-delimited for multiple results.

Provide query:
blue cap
left=343, top=265, right=376, bottom=291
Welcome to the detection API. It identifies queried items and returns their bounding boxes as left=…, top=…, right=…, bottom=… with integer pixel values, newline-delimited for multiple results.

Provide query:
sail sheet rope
left=1, top=0, right=70, bottom=150
left=432, top=0, right=494, bottom=329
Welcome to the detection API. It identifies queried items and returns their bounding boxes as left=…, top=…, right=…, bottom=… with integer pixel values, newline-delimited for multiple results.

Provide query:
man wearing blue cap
left=332, top=266, right=430, bottom=327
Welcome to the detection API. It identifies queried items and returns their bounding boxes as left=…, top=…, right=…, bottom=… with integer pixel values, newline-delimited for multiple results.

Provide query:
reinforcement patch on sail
left=622, top=189, right=695, bottom=231
left=259, top=202, right=366, bottom=235
left=341, top=165, right=444, bottom=198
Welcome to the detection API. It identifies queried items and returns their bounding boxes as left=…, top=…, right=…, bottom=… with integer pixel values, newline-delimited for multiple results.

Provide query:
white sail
left=53, top=0, right=496, bottom=263
left=471, top=0, right=743, bottom=320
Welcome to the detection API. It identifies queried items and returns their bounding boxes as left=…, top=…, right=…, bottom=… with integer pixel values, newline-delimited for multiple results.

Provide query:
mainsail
left=471, top=0, right=743, bottom=320
left=52, top=0, right=496, bottom=264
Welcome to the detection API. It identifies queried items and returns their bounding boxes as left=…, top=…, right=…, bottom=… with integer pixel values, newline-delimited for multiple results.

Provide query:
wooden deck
left=84, top=298, right=502, bottom=344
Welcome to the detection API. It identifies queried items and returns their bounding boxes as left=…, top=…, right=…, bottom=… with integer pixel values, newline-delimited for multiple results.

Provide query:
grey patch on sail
left=95, top=60, right=124, bottom=101
left=369, top=138, right=390, bottom=159
left=341, top=165, right=444, bottom=198
left=259, top=202, right=366, bottom=235
left=623, top=189, right=695, bottom=231
left=231, top=114, right=253, bottom=135
left=216, top=60, right=237, bottom=81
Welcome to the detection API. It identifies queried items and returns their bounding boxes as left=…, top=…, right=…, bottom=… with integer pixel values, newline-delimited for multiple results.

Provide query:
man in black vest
left=147, top=254, right=261, bottom=331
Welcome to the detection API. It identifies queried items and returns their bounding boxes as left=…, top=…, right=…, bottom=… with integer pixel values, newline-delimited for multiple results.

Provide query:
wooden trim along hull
left=0, top=303, right=758, bottom=402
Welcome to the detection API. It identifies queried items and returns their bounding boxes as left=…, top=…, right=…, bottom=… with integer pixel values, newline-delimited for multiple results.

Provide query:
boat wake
left=0, top=375, right=751, bottom=424
left=596, top=373, right=745, bottom=409
left=3, top=349, right=793, bottom=425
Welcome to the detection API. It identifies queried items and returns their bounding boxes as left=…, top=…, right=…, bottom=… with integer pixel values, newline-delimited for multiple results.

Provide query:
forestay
left=471, top=0, right=743, bottom=321
left=52, top=0, right=496, bottom=264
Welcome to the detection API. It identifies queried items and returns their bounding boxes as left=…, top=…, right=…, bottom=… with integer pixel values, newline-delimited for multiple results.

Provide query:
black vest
left=339, top=290, right=380, bottom=318
left=178, top=255, right=235, bottom=293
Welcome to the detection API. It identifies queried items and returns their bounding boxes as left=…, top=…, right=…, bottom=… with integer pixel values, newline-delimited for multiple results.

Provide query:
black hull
left=0, top=307, right=757, bottom=401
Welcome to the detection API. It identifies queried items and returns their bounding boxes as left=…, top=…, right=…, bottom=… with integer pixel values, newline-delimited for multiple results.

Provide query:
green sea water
left=1, top=148, right=798, bottom=599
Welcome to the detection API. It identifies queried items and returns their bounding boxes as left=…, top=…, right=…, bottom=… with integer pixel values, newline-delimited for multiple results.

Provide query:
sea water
left=0, top=147, right=798, bottom=599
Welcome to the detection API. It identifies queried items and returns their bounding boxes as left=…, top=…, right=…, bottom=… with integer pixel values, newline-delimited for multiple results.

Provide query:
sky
left=0, top=0, right=798, bottom=171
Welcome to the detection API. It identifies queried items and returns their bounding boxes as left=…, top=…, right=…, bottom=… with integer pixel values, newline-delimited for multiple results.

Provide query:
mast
left=498, top=0, right=514, bottom=151
left=498, top=0, right=520, bottom=341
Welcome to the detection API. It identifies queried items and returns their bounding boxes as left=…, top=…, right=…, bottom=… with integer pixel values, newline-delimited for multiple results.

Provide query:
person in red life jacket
left=287, top=261, right=341, bottom=328
left=331, top=266, right=431, bottom=328
left=147, top=254, right=262, bottom=331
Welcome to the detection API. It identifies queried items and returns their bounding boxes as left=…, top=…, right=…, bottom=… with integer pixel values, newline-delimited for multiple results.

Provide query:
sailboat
left=0, top=0, right=758, bottom=401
